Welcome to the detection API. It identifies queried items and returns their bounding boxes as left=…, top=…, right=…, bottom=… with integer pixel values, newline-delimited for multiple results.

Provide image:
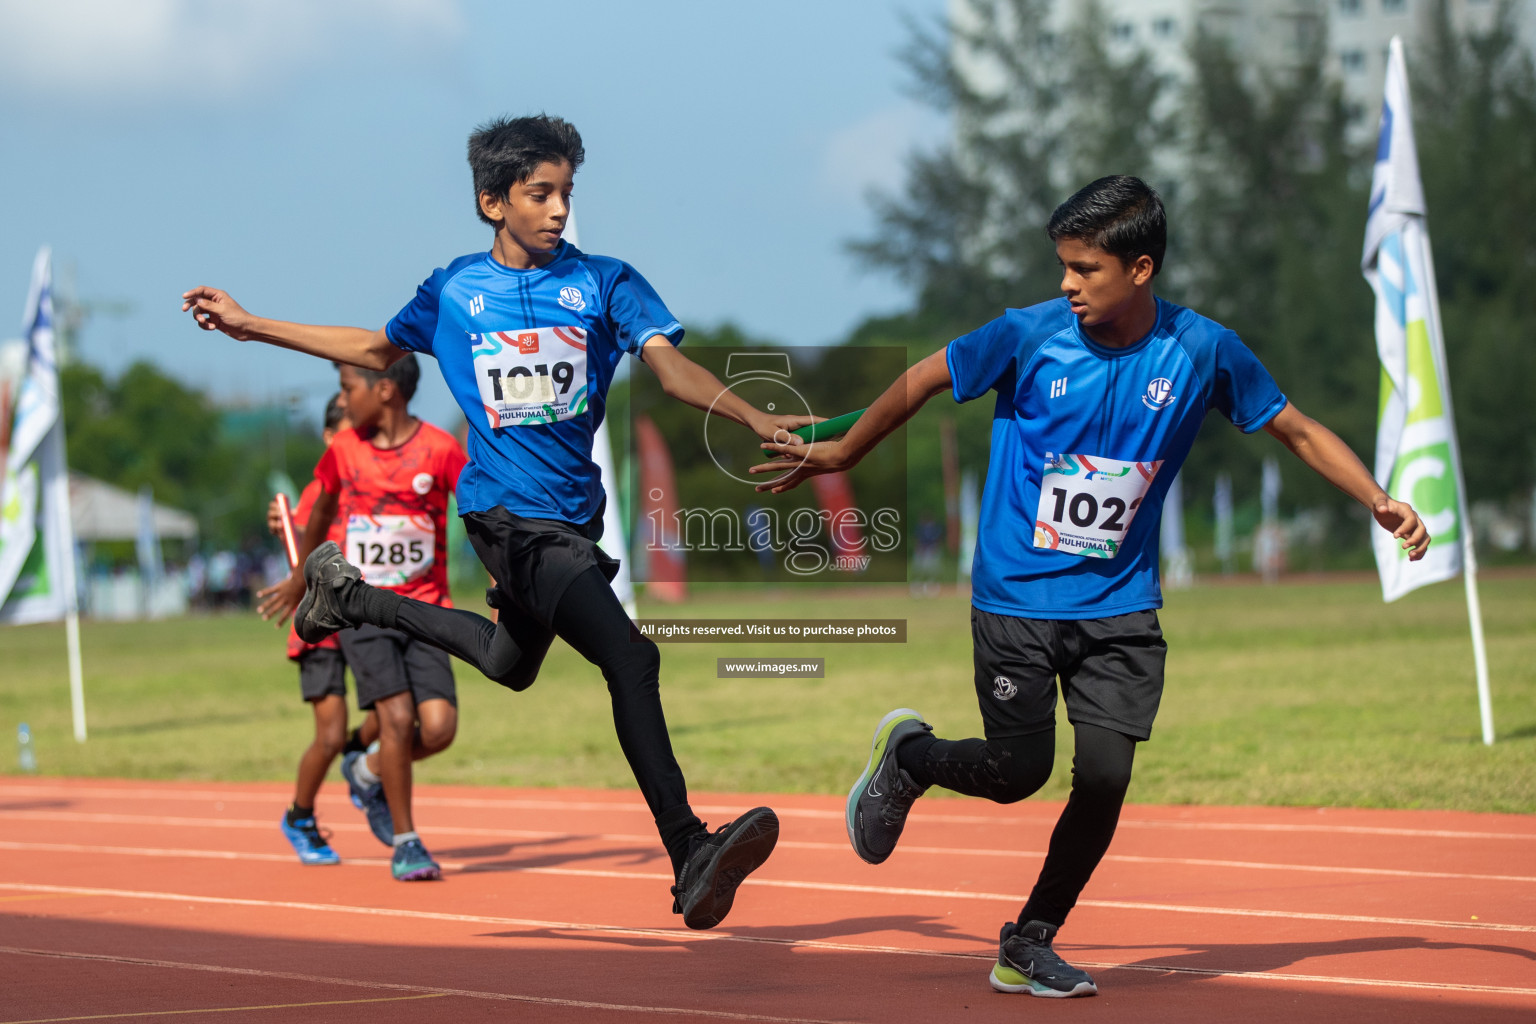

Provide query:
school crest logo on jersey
left=411, top=472, right=433, bottom=495
left=1142, top=377, right=1176, bottom=411
left=992, top=675, right=1018, bottom=701
left=558, top=286, right=586, bottom=312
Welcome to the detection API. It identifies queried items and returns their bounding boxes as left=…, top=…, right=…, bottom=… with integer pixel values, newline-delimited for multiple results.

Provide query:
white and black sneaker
left=989, top=920, right=1098, bottom=998
left=294, top=541, right=363, bottom=644
left=846, top=708, right=932, bottom=864
left=671, top=807, right=779, bottom=930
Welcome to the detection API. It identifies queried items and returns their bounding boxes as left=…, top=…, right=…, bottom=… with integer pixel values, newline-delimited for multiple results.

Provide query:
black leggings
left=899, top=722, right=1136, bottom=928
left=390, top=569, right=693, bottom=831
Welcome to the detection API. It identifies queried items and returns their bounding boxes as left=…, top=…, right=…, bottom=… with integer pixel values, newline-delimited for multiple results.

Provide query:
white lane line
left=0, top=993, right=447, bottom=1023
left=5, top=898, right=1536, bottom=1001
left=0, top=945, right=845, bottom=1024
left=6, top=813, right=1535, bottom=886
left=7, top=784, right=1534, bottom=841
left=4, top=869, right=1534, bottom=939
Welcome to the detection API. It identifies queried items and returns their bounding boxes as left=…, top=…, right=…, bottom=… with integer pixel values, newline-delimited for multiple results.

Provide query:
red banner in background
left=634, top=414, right=687, bottom=602
left=811, top=471, right=863, bottom=561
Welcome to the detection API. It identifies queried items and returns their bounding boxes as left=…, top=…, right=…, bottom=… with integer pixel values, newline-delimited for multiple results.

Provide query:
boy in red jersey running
left=268, top=394, right=379, bottom=865
left=261, top=355, right=467, bottom=881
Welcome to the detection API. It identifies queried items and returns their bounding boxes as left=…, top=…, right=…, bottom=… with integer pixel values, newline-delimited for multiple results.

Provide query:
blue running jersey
left=386, top=242, right=682, bottom=522
left=947, top=296, right=1286, bottom=619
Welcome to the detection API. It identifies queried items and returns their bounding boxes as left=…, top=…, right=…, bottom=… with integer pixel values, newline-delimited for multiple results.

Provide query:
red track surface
left=2, top=777, right=1534, bottom=1023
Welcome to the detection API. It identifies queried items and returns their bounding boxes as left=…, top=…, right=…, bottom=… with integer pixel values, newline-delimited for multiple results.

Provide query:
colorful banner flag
left=0, top=248, right=74, bottom=624
left=1361, top=38, right=1465, bottom=601
left=1362, top=37, right=1492, bottom=745
left=0, top=246, right=86, bottom=740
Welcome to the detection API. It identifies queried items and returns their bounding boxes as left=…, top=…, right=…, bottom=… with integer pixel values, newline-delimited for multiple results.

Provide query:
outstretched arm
left=1263, top=402, right=1430, bottom=560
left=639, top=337, right=815, bottom=441
left=181, top=286, right=402, bottom=370
left=750, top=346, right=954, bottom=494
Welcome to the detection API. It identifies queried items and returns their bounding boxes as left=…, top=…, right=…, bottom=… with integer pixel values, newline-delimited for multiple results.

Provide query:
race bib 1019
left=345, top=514, right=435, bottom=587
left=471, top=326, right=590, bottom=428
left=1033, top=453, right=1162, bottom=559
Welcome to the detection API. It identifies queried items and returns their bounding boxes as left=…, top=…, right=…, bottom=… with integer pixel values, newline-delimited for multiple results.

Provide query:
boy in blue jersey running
left=182, top=114, right=798, bottom=929
left=755, top=176, right=1429, bottom=996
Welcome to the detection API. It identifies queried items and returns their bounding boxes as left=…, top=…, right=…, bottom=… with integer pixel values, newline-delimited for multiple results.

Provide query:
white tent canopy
left=69, top=473, right=197, bottom=543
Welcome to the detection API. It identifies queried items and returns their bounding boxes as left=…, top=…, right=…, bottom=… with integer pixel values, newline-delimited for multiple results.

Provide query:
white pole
left=51, top=432, right=86, bottom=742
left=65, top=608, right=85, bottom=742
left=1416, top=216, right=1493, bottom=744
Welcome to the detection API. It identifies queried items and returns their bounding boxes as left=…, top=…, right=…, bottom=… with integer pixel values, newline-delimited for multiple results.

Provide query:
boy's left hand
left=1373, top=496, right=1431, bottom=560
left=257, top=572, right=307, bottom=625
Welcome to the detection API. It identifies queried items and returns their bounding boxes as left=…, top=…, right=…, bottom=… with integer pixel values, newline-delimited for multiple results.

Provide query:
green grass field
left=4, top=573, right=1534, bottom=813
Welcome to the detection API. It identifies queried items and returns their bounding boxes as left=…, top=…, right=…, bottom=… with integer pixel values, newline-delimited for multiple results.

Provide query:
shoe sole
left=989, top=963, right=1097, bottom=998
left=680, top=807, right=779, bottom=930
left=845, top=708, right=923, bottom=864
left=394, top=864, right=442, bottom=881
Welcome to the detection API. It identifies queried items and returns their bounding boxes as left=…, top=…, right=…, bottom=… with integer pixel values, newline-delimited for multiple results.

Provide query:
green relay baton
left=762, top=408, right=867, bottom=458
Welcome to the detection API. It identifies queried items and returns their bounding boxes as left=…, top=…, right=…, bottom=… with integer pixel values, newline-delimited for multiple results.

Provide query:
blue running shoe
left=340, top=750, right=393, bottom=846
left=280, top=812, right=339, bottom=865
left=391, top=838, right=441, bottom=881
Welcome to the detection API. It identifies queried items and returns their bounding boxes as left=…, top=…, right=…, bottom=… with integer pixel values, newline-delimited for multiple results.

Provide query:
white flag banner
left=1361, top=38, right=1465, bottom=602
left=1362, top=38, right=1493, bottom=745
left=0, top=247, right=73, bottom=623
left=0, top=246, right=87, bottom=741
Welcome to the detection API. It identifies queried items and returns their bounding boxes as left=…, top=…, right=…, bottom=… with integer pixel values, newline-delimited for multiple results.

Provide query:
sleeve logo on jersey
left=411, top=472, right=433, bottom=495
left=1142, top=377, right=1177, bottom=411
left=558, top=286, right=586, bottom=312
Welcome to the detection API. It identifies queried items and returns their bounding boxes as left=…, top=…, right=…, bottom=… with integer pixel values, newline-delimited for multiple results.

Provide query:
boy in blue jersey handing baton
left=183, top=115, right=804, bottom=929
left=755, top=176, right=1429, bottom=996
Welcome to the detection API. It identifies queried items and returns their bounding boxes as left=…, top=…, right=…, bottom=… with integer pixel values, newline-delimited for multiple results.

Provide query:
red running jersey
left=286, top=478, right=345, bottom=661
left=314, top=421, right=467, bottom=608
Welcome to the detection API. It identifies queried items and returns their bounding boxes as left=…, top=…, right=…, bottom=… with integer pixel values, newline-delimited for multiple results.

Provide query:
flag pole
left=1414, top=210, right=1493, bottom=745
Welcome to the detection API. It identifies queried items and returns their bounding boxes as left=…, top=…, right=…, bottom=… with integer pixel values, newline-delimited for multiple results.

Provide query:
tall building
left=1071, top=0, right=1535, bottom=142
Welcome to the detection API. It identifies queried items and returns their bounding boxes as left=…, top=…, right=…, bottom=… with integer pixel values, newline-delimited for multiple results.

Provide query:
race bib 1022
left=1033, top=453, right=1162, bottom=559
left=471, top=326, right=590, bottom=428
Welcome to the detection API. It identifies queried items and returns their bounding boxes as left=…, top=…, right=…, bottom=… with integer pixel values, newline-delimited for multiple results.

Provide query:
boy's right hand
left=266, top=497, right=284, bottom=537
left=182, top=286, right=258, bottom=340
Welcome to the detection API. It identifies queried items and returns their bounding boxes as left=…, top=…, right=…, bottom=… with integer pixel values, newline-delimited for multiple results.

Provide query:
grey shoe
left=989, top=920, right=1098, bottom=998
left=846, top=708, right=932, bottom=864
left=294, top=541, right=362, bottom=644
left=671, top=807, right=779, bottom=930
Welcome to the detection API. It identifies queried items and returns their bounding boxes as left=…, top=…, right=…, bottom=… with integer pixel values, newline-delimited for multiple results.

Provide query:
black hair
left=468, top=114, right=585, bottom=225
left=323, top=392, right=346, bottom=431
left=353, top=354, right=420, bottom=402
left=1046, top=175, right=1166, bottom=276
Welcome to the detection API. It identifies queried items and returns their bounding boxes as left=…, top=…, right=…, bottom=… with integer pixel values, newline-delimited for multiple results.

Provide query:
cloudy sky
left=0, top=0, right=948, bottom=427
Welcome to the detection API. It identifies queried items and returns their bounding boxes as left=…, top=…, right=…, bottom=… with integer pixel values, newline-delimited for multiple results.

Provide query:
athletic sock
left=391, top=831, right=419, bottom=848
left=656, top=804, right=705, bottom=877
left=353, top=756, right=380, bottom=788
left=342, top=728, right=367, bottom=755
left=347, top=581, right=402, bottom=629
left=286, top=803, right=314, bottom=824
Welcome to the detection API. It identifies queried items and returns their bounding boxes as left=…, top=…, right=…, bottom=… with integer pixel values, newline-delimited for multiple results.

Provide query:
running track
left=2, top=778, right=1534, bottom=1023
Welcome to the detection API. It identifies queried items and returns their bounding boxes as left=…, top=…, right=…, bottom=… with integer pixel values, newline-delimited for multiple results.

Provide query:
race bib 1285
left=471, top=326, right=590, bottom=428
left=1033, top=453, right=1162, bottom=559
left=345, top=514, right=435, bottom=587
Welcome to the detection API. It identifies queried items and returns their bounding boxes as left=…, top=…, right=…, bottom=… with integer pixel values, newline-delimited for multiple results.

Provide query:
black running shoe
left=294, top=541, right=362, bottom=644
left=989, top=920, right=1098, bottom=998
left=846, top=708, right=931, bottom=864
left=671, top=807, right=779, bottom=930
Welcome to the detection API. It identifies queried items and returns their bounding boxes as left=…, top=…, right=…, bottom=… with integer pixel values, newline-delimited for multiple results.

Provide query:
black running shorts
left=339, top=623, right=457, bottom=710
left=464, top=503, right=620, bottom=631
left=297, top=646, right=347, bottom=702
left=971, top=607, right=1167, bottom=741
